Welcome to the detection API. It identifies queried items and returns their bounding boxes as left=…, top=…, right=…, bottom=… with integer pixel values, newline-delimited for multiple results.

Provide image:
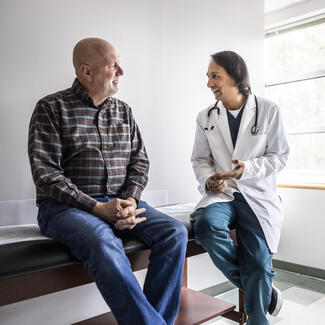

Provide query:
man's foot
left=268, top=286, right=283, bottom=316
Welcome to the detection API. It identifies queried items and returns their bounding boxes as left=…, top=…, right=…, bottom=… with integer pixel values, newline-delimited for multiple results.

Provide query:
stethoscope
left=204, top=95, right=259, bottom=135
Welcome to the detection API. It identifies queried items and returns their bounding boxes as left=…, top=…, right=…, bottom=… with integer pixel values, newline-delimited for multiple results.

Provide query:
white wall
left=0, top=0, right=264, bottom=324
left=0, top=0, right=264, bottom=205
left=276, top=187, right=325, bottom=270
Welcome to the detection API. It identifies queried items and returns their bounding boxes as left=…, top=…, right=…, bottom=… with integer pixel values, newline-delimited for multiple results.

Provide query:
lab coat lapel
left=234, top=94, right=256, bottom=157
left=217, top=103, right=234, bottom=154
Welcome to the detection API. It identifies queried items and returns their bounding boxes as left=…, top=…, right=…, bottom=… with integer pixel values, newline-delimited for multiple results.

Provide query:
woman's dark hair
left=211, top=51, right=251, bottom=96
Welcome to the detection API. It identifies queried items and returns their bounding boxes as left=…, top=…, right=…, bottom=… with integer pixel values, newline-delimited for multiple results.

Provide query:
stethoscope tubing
left=205, top=95, right=259, bottom=135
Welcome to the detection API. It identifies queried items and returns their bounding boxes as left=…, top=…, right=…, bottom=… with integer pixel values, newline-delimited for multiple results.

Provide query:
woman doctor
left=191, top=51, right=289, bottom=325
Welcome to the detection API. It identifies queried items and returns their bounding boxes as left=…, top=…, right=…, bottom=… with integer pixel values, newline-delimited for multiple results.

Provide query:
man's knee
left=84, top=234, right=133, bottom=276
left=65, top=223, right=124, bottom=263
left=167, top=219, right=188, bottom=247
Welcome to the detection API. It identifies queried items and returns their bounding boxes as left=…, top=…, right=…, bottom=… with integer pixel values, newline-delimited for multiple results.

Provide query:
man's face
left=92, top=47, right=124, bottom=97
left=206, top=60, right=237, bottom=102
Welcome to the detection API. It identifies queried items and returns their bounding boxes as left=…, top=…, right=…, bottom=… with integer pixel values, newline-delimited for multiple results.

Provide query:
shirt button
left=103, top=145, right=108, bottom=150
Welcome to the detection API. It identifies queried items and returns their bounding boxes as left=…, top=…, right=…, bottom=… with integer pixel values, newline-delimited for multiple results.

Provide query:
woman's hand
left=206, top=160, right=245, bottom=193
left=206, top=177, right=227, bottom=194
left=213, top=160, right=245, bottom=181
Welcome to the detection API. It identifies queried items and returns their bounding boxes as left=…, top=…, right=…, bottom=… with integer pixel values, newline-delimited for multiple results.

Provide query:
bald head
left=72, top=38, right=123, bottom=105
left=73, top=38, right=115, bottom=76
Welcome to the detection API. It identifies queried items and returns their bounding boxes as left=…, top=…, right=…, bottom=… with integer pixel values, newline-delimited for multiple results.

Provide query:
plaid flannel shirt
left=28, top=79, right=149, bottom=212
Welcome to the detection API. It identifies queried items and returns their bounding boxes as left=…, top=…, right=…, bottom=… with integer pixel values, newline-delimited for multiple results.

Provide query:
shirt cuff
left=123, top=186, right=142, bottom=202
left=203, top=174, right=213, bottom=194
left=239, top=160, right=251, bottom=180
left=73, top=193, right=98, bottom=213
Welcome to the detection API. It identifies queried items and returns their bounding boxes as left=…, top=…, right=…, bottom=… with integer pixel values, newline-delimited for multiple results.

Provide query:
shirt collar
left=71, top=78, right=115, bottom=109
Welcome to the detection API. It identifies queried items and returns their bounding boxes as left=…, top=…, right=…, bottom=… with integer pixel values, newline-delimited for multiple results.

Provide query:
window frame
left=264, top=14, right=325, bottom=188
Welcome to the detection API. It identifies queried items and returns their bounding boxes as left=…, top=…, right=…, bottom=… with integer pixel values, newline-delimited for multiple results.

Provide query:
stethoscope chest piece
left=251, top=125, right=259, bottom=135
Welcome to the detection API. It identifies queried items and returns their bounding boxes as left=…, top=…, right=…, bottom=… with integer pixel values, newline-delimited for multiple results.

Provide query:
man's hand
left=92, top=198, right=146, bottom=230
left=114, top=215, right=147, bottom=230
left=116, top=197, right=137, bottom=218
left=115, top=197, right=147, bottom=230
left=212, top=160, right=245, bottom=181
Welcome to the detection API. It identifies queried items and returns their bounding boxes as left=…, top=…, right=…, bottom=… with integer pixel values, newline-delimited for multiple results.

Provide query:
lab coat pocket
left=245, top=134, right=267, bottom=159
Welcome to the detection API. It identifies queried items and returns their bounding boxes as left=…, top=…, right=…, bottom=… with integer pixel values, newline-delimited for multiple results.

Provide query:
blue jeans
left=194, top=193, right=274, bottom=325
left=38, top=196, right=188, bottom=325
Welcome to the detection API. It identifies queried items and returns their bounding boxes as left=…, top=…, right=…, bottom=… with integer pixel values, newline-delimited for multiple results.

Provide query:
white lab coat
left=191, top=94, right=289, bottom=253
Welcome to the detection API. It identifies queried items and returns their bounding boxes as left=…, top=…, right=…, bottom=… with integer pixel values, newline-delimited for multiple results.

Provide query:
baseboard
left=273, top=259, right=325, bottom=280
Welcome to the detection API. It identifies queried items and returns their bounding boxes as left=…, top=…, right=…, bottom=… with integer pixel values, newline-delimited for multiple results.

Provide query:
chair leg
left=239, top=289, right=248, bottom=324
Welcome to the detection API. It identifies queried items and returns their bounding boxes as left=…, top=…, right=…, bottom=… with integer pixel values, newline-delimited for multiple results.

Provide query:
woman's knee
left=194, top=203, right=232, bottom=233
left=194, top=214, right=210, bottom=235
left=195, top=209, right=236, bottom=250
left=194, top=213, right=226, bottom=235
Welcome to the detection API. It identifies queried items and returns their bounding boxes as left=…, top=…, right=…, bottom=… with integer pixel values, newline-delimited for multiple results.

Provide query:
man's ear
left=80, top=64, right=92, bottom=81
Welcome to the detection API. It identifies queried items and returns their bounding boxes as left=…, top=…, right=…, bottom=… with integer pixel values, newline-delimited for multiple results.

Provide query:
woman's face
left=207, top=60, right=238, bottom=102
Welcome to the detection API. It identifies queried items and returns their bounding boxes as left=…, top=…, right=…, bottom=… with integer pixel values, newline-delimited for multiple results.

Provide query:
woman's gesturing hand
left=206, top=160, right=245, bottom=193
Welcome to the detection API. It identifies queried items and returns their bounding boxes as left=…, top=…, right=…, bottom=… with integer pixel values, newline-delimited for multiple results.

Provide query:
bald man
left=28, top=38, right=187, bottom=325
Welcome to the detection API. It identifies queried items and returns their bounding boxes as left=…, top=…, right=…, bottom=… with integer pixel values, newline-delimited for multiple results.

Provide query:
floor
left=203, top=269, right=325, bottom=325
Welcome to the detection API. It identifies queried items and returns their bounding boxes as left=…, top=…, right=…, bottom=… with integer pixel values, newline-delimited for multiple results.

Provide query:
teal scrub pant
left=194, top=192, right=274, bottom=325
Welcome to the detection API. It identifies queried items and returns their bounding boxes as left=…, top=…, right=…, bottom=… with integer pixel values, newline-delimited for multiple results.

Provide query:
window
left=265, top=16, right=325, bottom=185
